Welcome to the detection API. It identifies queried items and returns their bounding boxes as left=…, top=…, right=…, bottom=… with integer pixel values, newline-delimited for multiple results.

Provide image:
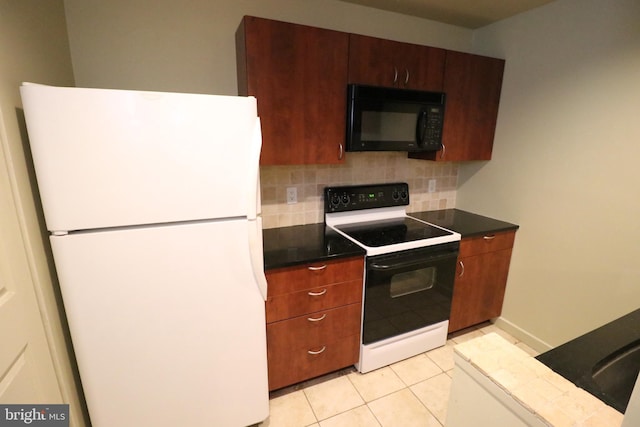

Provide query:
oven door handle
left=370, top=252, right=458, bottom=271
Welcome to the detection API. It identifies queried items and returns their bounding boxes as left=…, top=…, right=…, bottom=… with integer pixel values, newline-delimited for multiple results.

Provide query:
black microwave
left=346, top=84, right=445, bottom=152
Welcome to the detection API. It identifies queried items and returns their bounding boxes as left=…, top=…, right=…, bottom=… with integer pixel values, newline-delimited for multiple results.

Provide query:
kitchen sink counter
left=536, top=308, right=640, bottom=413
left=263, top=223, right=365, bottom=270
left=448, top=333, right=623, bottom=427
left=410, top=208, right=519, bottom=237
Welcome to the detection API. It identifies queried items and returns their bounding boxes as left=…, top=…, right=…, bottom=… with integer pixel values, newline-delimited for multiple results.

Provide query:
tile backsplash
left=260, top=152, right=458, bottom=229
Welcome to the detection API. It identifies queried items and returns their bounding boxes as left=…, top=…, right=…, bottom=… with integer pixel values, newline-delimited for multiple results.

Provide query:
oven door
left=362, top=242, right=459, bottom=345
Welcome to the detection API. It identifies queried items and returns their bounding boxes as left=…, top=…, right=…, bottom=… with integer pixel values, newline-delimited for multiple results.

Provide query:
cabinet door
left=237, top=16, right=348, bottom=165
left=348, top=34, right=444, bottom=91
left=448, top=247, right=513, bottom=333
left=348, top=34, right=398, bottom=87
left=410, top=50, right=504, bottom=162
left=441, top=51, right=504, bottom=161
left=398, top=43, right=445, bottom=91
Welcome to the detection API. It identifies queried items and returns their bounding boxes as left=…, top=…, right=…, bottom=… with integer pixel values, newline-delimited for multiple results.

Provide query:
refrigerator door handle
left=248, top=216, right=268, bottom=301
left=247, top=117, right=262, bottom=221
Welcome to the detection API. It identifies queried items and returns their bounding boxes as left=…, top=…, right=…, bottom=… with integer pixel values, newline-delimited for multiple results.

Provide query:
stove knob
left=400, top=190, right=408, bottom=200
left=330, top=194, right=341, bottom=207
left=341, top=194, right=350, bottom=205
left=392, top=190, right=400, bottom=201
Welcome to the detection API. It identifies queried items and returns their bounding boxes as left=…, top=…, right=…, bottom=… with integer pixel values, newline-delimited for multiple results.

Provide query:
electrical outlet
left=286, top=187, right=297, bottom=204
left=428, top=179, right=436, bottom=193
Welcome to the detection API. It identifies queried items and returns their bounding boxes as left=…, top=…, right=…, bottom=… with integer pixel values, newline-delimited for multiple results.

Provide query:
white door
left=20, top=84, right=261, bottom=232
left=0, top=125, right=61, bottom=403
left=50, top=219, right=268, bottom=427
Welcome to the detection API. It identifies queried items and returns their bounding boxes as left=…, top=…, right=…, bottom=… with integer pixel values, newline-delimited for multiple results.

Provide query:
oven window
left=363, top=244, right=458, bottom=345
left=390, top=267, right=436, bottom=298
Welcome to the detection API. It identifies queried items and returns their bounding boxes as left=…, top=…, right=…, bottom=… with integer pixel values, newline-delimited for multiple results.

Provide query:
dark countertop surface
left=409, top=208, right=519, bottom=238
left=263, top=209, right=519, bottom=269
left=536, top=308, right=640, bottom=412
left=263, top=223, right=365, bottom=270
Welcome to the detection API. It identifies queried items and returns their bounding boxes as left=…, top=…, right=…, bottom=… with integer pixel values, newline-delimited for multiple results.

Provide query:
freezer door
left=20, top=83, right=261, bottom=232
left=50, top=220, right=268, bottom=427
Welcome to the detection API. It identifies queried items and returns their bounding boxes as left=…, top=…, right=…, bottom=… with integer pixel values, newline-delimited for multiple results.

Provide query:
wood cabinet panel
left=236, top=16, right=348, bottom=165
left=410, top=50, right=504, bottom=162
left=267, top=303, right=361, bottom=352
left=449, top=247, right=513, bottom=332
left=267, top=334, right=359, bottom=391
left=266, top=256, right=364, bottom=296
left=458, top=231, right=516, bottom=258
left=449, top=230, right=516, bottom=333
left=265, top=255, right=364, bottom=390
left=266, top=279, right=362, bottom=323
left=348, top=34, right=445, bottom=91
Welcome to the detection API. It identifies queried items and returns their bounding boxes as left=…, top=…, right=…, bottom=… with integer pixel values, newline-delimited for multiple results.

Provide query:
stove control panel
left=324, top=182, right=409, bottom=213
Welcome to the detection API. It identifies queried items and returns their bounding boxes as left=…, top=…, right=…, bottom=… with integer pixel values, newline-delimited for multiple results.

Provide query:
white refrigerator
left=20, top=83, right=269, bottom=427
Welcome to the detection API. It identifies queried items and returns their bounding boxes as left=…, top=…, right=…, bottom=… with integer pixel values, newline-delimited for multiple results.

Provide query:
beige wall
left=457, top=0, right=640, bottom=348
left=0, top=1, right=88, bottom=424
left=62, top=0, right=640, bottom=352
left=62, top=0, right=475, bottom=229
left=63, top=0, right=472, bottom=94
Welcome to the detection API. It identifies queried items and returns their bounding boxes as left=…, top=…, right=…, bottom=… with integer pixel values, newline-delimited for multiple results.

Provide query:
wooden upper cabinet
left=348, top=34, right=446, bottom=91
left=236, top=16, right=349, bottom=165
left=410, top=50, right=505, bottom=162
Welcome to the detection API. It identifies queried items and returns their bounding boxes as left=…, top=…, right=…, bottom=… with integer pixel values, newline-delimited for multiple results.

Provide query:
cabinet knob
left=307, top=289, right=327, bottom=297
left=307, top=314, right=327, bottom=322
left=307, top=346, right=326, bottom=355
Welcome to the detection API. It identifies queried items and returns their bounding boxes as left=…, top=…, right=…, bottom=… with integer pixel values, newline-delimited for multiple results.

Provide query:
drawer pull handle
left=483, top=235, right=496, bottom=240
left=308, top=314, right=327, bottom=322
left=459, top=260, right=465, bottom=277
left=308, top=346, right=326, bottom=355
left=308, top=265, right=327, bottom=271
left=308, top=289, right=327, bottom=297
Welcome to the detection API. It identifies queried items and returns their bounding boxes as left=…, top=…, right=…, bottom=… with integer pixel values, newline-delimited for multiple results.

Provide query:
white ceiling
left=338, top=0, right=556, bottom=28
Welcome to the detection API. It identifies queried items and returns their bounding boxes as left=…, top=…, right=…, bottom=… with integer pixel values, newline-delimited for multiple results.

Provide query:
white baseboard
left=492, top=317, right=554, bottom=353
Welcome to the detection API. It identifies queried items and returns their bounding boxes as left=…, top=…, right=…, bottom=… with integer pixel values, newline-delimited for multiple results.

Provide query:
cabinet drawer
left=266, top=279, right=362, bottom=323
left=267, top=334, right=359, bottom=390
left=267, top=303, right=361, bottom=351
left=458, top=230, right=515, bottom=258
left=266, top=256, right=364, bottom=296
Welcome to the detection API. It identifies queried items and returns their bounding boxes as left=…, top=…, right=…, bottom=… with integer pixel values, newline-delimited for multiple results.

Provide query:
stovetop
left=334, top=216, right=452, bottom=247
left=324, top=183, right=460, bottom=256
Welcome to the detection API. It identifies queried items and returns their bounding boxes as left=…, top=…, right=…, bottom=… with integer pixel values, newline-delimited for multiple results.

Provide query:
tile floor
left=260, top=323, right=539, bottom=427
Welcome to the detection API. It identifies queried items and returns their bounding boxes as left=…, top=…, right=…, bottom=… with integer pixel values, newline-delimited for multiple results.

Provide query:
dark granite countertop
left=263, top=223, right=365, bottom=270
left=409, top=208, right=519, bottom=238
left=264, top=210, right=518, bottom=269
left=536, top=308, right=640, bottom=412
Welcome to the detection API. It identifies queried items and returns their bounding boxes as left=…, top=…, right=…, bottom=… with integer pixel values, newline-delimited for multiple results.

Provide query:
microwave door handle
left=416, top=110, right=428, bottom=147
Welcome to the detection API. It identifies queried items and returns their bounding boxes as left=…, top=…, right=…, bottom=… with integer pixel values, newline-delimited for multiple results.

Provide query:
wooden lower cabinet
left=266, top=304, right=360, bottom=391
left=448, top=231, right=516, bottom=333
left=265, top=257, right=364, bottom=391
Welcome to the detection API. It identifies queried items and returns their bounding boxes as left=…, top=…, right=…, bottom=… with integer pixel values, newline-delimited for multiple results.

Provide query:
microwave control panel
left=417, top=106, right=444, bottom=151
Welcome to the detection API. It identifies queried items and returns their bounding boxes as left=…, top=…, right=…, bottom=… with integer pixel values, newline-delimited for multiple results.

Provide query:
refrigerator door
left=20, top=83, right=261, bottom=232
left=50, top=220, right=268, bottom=427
